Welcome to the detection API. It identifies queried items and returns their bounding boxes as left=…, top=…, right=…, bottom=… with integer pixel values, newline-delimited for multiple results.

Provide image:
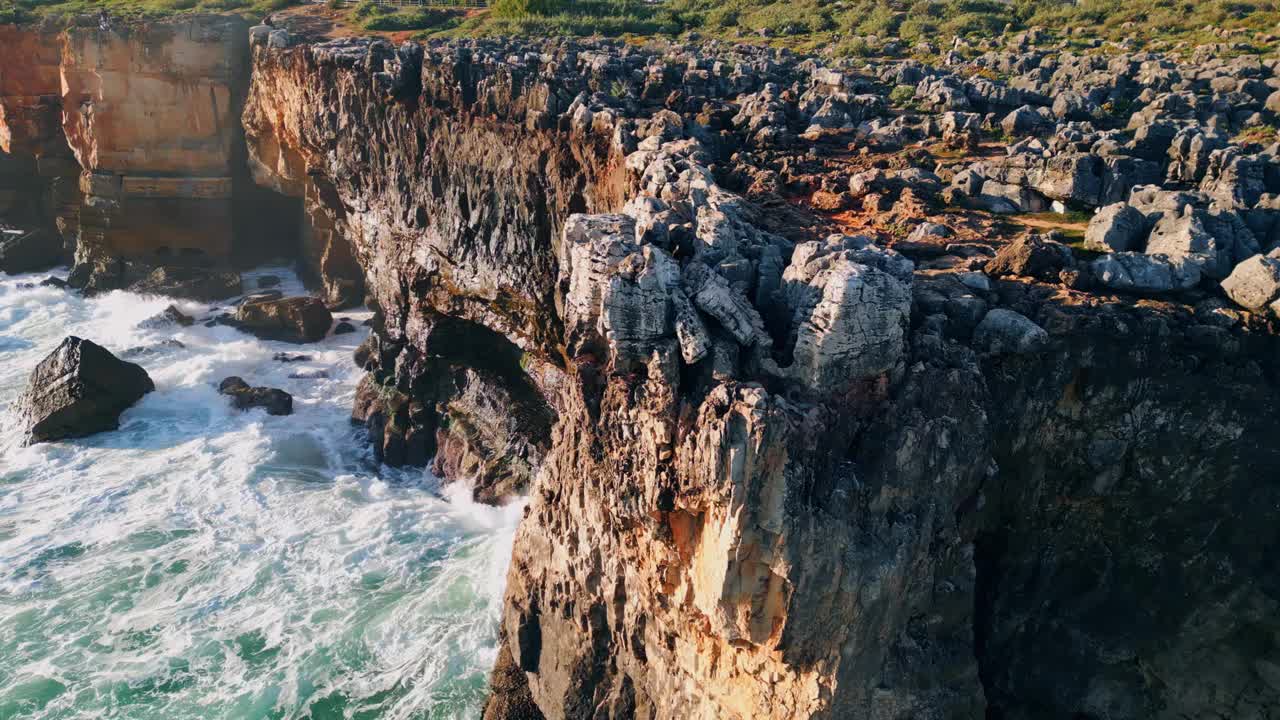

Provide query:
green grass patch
left=0, top=0, right=295, bottom=23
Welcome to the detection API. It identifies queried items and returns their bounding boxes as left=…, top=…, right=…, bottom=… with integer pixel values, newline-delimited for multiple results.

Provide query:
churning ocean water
left=0, top=266, right=522, bottom=720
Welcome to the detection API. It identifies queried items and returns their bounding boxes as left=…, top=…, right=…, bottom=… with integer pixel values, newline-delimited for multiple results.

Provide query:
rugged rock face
left=237, top=29, right=1280, bottom=720
left=975, top=294, right=1280, bottom=720
left=59, top=14, right=253, bottom=292
left=0, top=23, right=80, bottom=257
left=0, top=16, right=304, bottom=297
left=243, top=32, right=628, bottom=496
left=14, top=336, right=155, bottom=445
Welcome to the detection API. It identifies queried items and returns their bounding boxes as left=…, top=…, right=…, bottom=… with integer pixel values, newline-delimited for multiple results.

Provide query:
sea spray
left=0, top=267, right=520, bottom=719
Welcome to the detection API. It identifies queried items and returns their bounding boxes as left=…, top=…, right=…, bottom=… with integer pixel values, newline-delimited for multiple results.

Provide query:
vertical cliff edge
left=239, top=28, right=1280, bottom=720
left=0, top=14, right=1277, bottom=719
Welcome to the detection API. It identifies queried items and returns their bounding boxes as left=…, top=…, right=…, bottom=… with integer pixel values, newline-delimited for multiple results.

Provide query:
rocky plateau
left=2, top=10, right=1279, bottom=720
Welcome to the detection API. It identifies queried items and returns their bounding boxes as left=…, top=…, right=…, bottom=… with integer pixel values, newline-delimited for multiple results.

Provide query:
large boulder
left=1221, top=250, right=1280, bottom=311
left=781, top=236, right=913, bottom=388
left=0, top=229, right=60, bottom=275
left=234, top=296, right=333, bottom=343
left=1084, top=203, right=1148, bottom=253
left=13, top=337, right=155, bottom=445
left=1089, top=252, right=1202, bottom=294
left=1145, top=208, right=1227, bottom=278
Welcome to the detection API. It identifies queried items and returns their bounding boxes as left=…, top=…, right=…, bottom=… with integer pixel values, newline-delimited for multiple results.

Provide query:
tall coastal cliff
left=2, top=14, right=1279, bottom=719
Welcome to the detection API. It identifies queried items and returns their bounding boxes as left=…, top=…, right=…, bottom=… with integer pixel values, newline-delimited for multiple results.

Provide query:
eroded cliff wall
left=0, top=23, right=79, bottom=253
left=0, top=15, right=302, bottom=295
left=243, top=34, right=630, bottom=493
left=60, top=15, right=252, bottom=290
left=240, top=33, right=1280, bottom=720
left=3, top=14, right=1275, bottom=718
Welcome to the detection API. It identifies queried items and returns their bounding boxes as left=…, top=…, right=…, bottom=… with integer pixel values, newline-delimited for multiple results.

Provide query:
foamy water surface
left=0, top=266, right=521, bottom=719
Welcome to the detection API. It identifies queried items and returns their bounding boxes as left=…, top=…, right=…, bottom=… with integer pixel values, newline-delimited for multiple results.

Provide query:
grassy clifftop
left=354, top=0, right=1280, bottom=57
left=0, top=0, right=292, bottom=23
left=2, top=0, right=1277, bottom=59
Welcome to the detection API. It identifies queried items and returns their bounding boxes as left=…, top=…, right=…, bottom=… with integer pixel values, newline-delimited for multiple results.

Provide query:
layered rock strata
left=0, top=23, right=80, bottom=258
left=0, top=16, right=302, bottom=295
left=60, top=15, right=252, bottom=292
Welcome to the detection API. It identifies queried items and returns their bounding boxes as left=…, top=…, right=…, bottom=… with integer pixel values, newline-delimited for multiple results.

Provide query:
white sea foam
left=0, top=266, right=521, bottom=719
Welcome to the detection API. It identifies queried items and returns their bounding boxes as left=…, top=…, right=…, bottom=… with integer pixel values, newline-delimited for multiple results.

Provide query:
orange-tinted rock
left=59, top=16, right=248, bottom=177
left=56, top=15, right=251, bottom=287
left=0, top=24, right=64, bottom=158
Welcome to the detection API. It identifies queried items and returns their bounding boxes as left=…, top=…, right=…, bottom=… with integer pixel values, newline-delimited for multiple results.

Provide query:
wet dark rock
left=128, top=266, right=243, bottom=302
left=233, top=296, right=332, bottom=343
left=333, top=321, right=356, bottom=335
left=39, top=276, right=69, bottom=289
left=14, top=336, right=155, bottom=445
left=218, top=376, right=293, bottom=416
left=272, top=352, right=313, bottom=363
left=0, top=229, right=60, bottom=275
left=121, top=339, right=186, bottom=358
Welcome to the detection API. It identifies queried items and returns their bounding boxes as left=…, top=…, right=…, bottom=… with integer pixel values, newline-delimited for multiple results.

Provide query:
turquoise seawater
left=0, top=267, right=521, bottom=720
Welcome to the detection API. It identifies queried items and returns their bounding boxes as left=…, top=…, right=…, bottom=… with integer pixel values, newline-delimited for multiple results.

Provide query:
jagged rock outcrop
left=236, top=30, right=1280, bottom=720
left=14, top=336, right=155, bottom=445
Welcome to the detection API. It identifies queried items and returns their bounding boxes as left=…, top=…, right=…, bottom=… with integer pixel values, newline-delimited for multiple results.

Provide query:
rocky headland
left=1, top=10, right=1279, bottom=719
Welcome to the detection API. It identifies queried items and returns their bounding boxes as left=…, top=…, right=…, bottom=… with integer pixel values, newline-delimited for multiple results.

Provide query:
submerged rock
left=138, top=304, right=195, bottom=329
left=128, top=266, right=243, bottom=302
left=218, top=376, right=293, bottom=416
left=234, top=296, right=332, bottom=343
left=14, top=337, right=155, bottom=445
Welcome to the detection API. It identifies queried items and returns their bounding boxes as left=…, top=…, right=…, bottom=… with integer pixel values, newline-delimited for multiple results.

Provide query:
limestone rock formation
left=14, top=336, right=155, bottom=445
left=230, top=27, right=1280, bottom=720
left=60, top=15, right=253, bottom=292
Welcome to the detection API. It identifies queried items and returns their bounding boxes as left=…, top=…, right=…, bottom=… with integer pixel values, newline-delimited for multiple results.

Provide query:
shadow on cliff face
left=971, top=286, right=1280, bottom=720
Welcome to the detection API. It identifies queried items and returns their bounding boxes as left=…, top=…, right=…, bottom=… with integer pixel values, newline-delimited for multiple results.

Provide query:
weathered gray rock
left=1221, top=250, right=1280, bottom=311
left=781, top=236, right=913, bottom=388
left=1090, top=252, right=1202, bottom=293
left=559, top=213, right=639, bottom=358
left=14, top=337, right=155, bottom=445
left=1029, top=153, right=1102, bottom=206
left=973, top=309, right=1049, bottom=354
left=1085, top=203, right=1148, bottom=253
left=1145, top=208, right=1227, bottom=278
left=1001, top=105, right=1043, bottom=136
